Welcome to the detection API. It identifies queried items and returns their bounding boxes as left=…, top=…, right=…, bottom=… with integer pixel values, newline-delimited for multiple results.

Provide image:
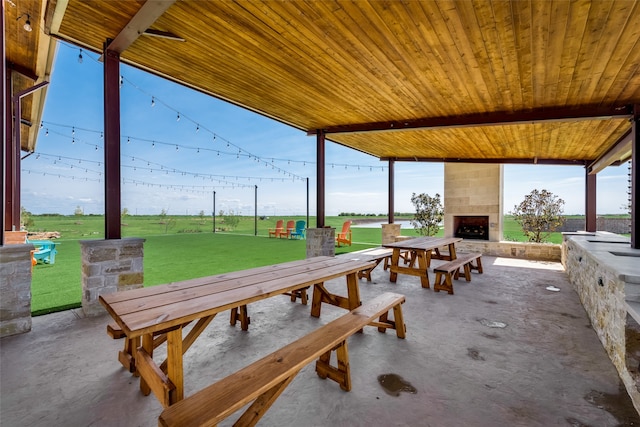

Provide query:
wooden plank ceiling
left=44, top=0, right=640, bottom=164
left=5, top=0, right=55, bottom=152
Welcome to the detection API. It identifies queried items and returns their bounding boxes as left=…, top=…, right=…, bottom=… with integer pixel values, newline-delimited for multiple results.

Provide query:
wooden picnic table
left=383, top=236, right=462, bottom=288
left=99, top=255, right=376, bottom=408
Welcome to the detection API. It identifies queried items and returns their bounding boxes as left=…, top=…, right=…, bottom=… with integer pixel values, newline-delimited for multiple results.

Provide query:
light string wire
left=51, top=42, right=388, bottom=173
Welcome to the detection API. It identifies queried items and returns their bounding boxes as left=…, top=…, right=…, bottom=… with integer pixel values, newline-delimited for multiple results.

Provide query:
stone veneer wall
left=0, top=245, right=33, bottom=337
left=80, top=238, right=145, bottom=316
left=455, top=240, right=561, bottom=261
left=444, top=163, right=503, bottom=242
left=382, top=224, right=402, bottom=245
left=562, top=236, right=640, bottom=413
left=306, top=228, right=335, bottom=258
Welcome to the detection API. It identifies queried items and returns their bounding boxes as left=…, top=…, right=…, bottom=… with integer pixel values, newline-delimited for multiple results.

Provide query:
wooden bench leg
left=433, top=271, right=454, bottom=294
left=371, top=303, right=407, bottom=339
left=230, top=305, right=250, bottom=331
left=234, top=375, right=298, bottom=426
left=119, top=337, right=139, bottom=373
left=463, top=263, right=472, bottom=281
left=315, top=340, right=351, bottom=391
left=288, top=287, right=309, bottom=304
left=471, top=257, right=483, bottom=273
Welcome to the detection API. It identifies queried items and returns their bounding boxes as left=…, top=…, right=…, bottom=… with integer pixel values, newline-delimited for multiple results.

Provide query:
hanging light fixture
left=17, top=13, right=32, bottom=32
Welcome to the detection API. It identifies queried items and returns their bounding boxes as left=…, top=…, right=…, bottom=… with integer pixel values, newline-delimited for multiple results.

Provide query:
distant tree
left=511, top=189, right=566, bottom=243
left=20, top=206, right=34, bottom=229
left=74, top=205, right=84, bottom=216
left=410, top=193, right=444, bottom=236
left=198, top=210, right=206, bottom=222
left=121, top=207, right=129, bottom=217
left=220, top=210, right=240, bottom=230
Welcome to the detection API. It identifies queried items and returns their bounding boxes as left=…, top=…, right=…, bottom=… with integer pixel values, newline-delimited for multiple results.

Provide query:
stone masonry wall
left=306, top=228, right=335, bottom=258
left=455, top=240, right=561, bottom=261
left=80, top=238, right=145, bottom=316
left=559, top=218, right=631, bottom=234
left=562, top=238, right=639, bottom=412
left=382, top=224, right=402, bottom=245
left=0, top=245, right=33, bottom=337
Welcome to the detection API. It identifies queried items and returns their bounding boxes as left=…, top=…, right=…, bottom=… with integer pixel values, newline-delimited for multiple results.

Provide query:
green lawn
left=29, top=214, right=567, bottom=315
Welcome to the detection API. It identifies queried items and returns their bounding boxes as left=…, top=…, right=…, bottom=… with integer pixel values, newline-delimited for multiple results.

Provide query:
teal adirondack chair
left=290, top=220, right=306, bottom=239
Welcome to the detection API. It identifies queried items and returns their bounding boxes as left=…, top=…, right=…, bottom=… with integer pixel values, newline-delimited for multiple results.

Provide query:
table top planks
left=100, top=256, right=376, bottom=338
left=382, top=236, right=462, bottom=250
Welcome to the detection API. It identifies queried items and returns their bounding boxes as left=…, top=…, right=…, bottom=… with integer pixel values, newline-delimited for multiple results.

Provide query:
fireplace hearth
left=454, top=216, right=489, bottom=240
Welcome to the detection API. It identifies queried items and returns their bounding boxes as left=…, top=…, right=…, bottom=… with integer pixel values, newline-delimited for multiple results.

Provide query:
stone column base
left=382, top=223, right=402, bottom=244
left=306, top=228, right=335, bottom=258
left=0, top=245, right=34, bottom=337
left=80, top=238, right=145, bottom=317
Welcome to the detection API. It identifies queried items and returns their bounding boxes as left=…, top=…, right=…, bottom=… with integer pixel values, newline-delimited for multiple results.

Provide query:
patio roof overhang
left=4, top=1, right=639, bottom=243
left=40, top=0, right=639, bottom=166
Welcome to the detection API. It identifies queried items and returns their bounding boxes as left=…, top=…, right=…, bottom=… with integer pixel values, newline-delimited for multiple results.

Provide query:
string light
left=151, top=97, right=155, bottom=107
left=78, top=49, right=83, bottom=64
left=176, top=112, right=180, bottom=122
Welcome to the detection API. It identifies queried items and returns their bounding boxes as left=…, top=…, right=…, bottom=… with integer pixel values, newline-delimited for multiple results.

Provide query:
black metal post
left=212, top=191, right=216, bottom=233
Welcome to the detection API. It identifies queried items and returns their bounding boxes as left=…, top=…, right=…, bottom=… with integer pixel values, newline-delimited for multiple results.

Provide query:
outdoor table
left=99, top=256, right=375, bottom=408
left=383, top=236, right=462, bottom=288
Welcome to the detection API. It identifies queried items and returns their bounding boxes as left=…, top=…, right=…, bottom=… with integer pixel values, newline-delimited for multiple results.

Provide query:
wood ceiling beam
left=588, top=128, right=633, bottom=175
left=380, top=157, right=589, bottom=166
left=105, top=0, right=176, bottom=55
left=311, top=105, right=633, bottom=135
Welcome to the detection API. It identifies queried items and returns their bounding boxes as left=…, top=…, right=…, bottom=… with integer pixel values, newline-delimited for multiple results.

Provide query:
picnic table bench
left=158, top=292, right=406, bottom=427
left=100, top=256, right=377, bottom=408
left=433, top=252, right=483, bottom=294
left=383, top=236, right=462, bottom=288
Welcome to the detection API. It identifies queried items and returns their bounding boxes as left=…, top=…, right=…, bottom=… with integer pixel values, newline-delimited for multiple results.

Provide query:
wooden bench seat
left=433, top=253, right=483, bottom=295
left=158, top=292, right=406, bottom=427
left=348, top=247, right=411, bottom=282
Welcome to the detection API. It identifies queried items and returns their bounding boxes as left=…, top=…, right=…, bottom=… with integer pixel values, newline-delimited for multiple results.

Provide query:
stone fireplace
left=444, top=163, right=503, bottom=242
left=454, top=215, right=489, bottom=240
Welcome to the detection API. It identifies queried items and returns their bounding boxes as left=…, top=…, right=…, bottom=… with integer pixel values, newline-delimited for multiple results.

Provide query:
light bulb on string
left=176, top=112, right=181, bottom=122
left=45, top=129, right=48, bottom=136
left=72, top=127, right=75, bottom=136
left=39, top=122, right=43, bottom=129
left=196, top=124, right=199, bottom=133
left=78, top=49, right=83, bottom=63
left=151, top=97, right=155, bottom=107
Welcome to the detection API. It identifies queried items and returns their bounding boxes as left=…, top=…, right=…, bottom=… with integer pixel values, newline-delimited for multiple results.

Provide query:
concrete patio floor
left=1, top=255, right=639, bottom=426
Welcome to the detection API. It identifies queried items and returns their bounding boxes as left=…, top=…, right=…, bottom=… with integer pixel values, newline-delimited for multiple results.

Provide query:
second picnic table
left=99, top=255, right=376, bottom=408
left=383, top=236, right=462, bottom=288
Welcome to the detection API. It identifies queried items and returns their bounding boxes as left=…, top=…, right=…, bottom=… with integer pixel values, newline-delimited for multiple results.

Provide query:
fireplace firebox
left=454, top=216, right=489, bottom=240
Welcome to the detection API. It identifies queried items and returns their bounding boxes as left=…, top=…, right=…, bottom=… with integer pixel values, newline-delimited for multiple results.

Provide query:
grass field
left=28, top=213, right=573, bottom=315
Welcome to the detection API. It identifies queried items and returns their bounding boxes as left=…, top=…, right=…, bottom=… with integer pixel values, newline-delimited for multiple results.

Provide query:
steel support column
left=316, top=130, right=325, bottom=228
left=103, top=44, right=121, bottom=239
left=585, top=170, right=596, bottom=232
left=388, top=159, right=395, bottom=224
left=4, top=65, right=13, bottom=232
left=632, top=106, right=638, bottom=249
left=1, top=1, right=5, bottom=243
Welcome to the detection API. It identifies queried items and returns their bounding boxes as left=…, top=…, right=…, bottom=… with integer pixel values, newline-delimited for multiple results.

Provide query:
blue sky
left=21, top=44, right=631, bottom=217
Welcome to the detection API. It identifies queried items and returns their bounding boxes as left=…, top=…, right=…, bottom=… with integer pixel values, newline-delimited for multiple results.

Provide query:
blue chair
left=28, top=239, right=59, bottom=264
left=290, top=220, right=306, bottom=239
